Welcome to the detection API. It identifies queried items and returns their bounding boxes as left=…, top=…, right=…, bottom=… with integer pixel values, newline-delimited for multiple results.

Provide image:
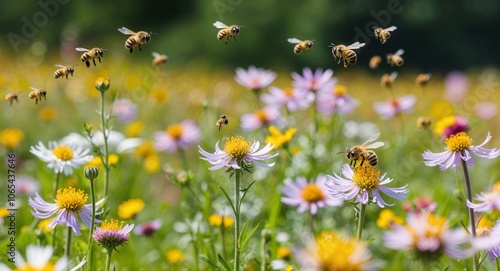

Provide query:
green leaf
left=200, top=255, right=222, bottom=270
left=241, top=222, right=260, bottom=250
left=219, top=186, right=236, bottom=215
left=239, top=181, right=256, bottom=209
left=217, top=253, right=232, bottom=271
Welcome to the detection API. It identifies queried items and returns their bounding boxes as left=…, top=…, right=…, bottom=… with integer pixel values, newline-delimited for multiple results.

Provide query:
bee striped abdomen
left=344, top=51, right=357, bottom=65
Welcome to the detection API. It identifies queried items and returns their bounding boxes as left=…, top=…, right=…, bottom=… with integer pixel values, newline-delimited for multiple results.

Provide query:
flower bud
left=95, top=77, right=110, bottom=92
left=84, top=165, right=99, bottom=180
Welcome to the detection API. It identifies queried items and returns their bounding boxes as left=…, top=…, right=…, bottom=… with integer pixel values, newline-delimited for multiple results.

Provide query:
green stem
left=220, top=220, right=227, bottom=260
left=191, top=231, right=200, bottom=271
left=496, top=258, right=499, bottom=271
left=356, top=203, right=367, bottom=240
left=260, top=229, right=266, bottom=271
left=178, top=148, right=189, bottom=171
left=86, top=179, right=96, bottom=271
left=461, top=153, right=477, bottom=271
left=105, top=248, right=113, bottom=271
left=100, top=90, right=110, bottom=201
left=234, top=169, right=242, bottom=271
left=54, top=172, right=60, bottom=198
left=66, top=227, right=72, bottom=271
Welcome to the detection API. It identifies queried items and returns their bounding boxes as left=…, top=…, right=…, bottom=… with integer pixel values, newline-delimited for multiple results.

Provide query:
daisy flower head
left=291, top=67, right=336, bottom=93
left=154, top=119, right=201, bottom=154
left=326, top=164, right=408, bottom=208
left=373, top=95, right=416, bottom=120
left=93, top=219, right=134, bottom=251
left=0, top=245, right=85, bottom=271
left=383, top=212, right=472, bottom=261
left=240, top=107, right=281, bottom=132
left=198, top=136, right=278, bottom=171
left=423, top=132, right=500, bottom=170
left=467, top=181, right=500, bottom=212
left=134, top=219, right=162, bottom=237
left=28, top=187, right=104, bottom=235
left=316, top=84, right=359, bottom=116
left=281, top=174, right=343, bottom=215
left=234, top=65, right=277, bottom=91
left=30, top=141, right=93, bottom=176
left=260, top=86, right=314, bottom=112
left=434, top=115, right=468, bottom=139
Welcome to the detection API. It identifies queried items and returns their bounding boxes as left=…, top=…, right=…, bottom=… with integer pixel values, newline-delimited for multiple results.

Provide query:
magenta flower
left=234, top=66, right=276, bottom=91
left=134, top=219, right=162, bottom=237
left=316, top=85, right=359, bottom=116
left=436, top=116, right=469, bottom=139
left=444, top=71, right=469, bottom=103
left=240, top=107, right=281, bottom=132
left=467, top=182, right=500, bottom=212
left=93, top=219, right=134, bottom=251
left=373, top=95, right=416, bottom=119
left=423, top=132, right=500, bottom=170
left=112, top=98, right=137, bottom=123
left=326, top=164, right=408, bottom=208
left=291, top=67, right=336, bottom=93
left=475, top=101, right=497, bottom=120
left=260, top=86, right=314, bottom=112
left=281, top=174, right=343, bottom=215
left=154, top=119, right=201, bottom=153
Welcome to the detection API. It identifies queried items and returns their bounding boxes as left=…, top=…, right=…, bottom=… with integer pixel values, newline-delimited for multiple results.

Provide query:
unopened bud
left=95, top=77, right=110, bottom=92
left=84, top=165, right=99, bottom=180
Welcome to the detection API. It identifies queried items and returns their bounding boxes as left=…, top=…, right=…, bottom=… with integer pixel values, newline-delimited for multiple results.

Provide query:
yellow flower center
left=445, top=132, right=472, bottom=152
left=255, top=109, right=268, bottom=122
left=38, top=219, right=53, bottom=233
left=352, top=166, right=381, bottom=190
left=38, top=106, right=58, bottom=122
left=166, top=249, right=185, bottom=265
left=333, top=84, right=347, bottom=96
left=283, top=87, right=294, bottom=97
left=301, top=184, right=325, bottom=203
left=424, top=214, right=446, bottom=238
left=224, top=136, right=251, bottom=160
left=0, top=128, right=25, bottom=149
left=476, top=226, right=492, bottom=237
left=118, top=198, right=145, bottom=219
left=14, top=263, right=55, bottom=271
left=55, top=187, right=88, bottom=211
left=166, top=124, right=183, bottom=140
left=100, top=219, right=124, bottom=231
left=134, top=141, right=155, bottom=158
left=52, top=145, right=74, bottom=161
left=277, top=246, right=292, bottom=259
left=493, top=181, right=500, bottom=193
left=125, top=121, right=145, bottom=137
left=316, top=231, right=364, bottom=271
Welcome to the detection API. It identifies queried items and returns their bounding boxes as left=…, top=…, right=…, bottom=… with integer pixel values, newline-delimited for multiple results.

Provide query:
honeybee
left=342, top=133, right=384, bottom=167
left=369, top=55, right=382, bottom=70
left=76, top=47, right=105, bottom=67
left=329, top=42, right=366, bottom=68
left=386, top=49, right=404, bottom=67
left=213, top=21, right=240, bottom=44
left=216, top=114, right=229, bottom=131
left=54, top=64, right=75, bottom=79
left=118, top=27, right=153, bottom=53
left=29, top=87, right=47, bottom=105
left=287, top=38, right=314, bottom=55
left=5, top=93, right=19, bottom=105
left=415, top=73, right=432, bottom=87
left=151, top=52, right=168, bottom=65
left=380, top=72, right=398, bottom=88
left=373, top=26, right=397, bottom=44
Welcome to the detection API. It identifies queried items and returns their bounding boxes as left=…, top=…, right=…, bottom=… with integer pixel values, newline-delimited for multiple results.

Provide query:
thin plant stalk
left=461, top=152, right=477, bottom=271
left=105, top=248, right=113, bottom=271
left=356, top=203, right=367, bottom=240
left=178, top=148, right=190, bottom=171
left=66, top=227, right=72, bottom=271
left=234, top=169, right=242, bottom=271
left=54, top=172, right=60, bottom=198
left=99, top=90, right=110, bottom=201
left=495, top=258, right=499, bottom=271
left=86, top=178, right=97, bottom=271
left=260, top=230, right=266, bottom=271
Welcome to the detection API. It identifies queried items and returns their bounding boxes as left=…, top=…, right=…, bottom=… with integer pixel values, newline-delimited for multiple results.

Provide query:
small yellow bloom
left=166, top=249, right=184, bottom=265
left=87, top=156, right=103, bottom=167
left=0, top=207, right=9, bottom=218
left=144, top=155, right=161, bottom=173
left=95, top=76, right=110, bottom=92
left=150, top=87, right=169, bottom=104
left=108, top=154, right=120, bottom=166
left=430, top=101, right=455, bottom=121
left=276, top=246, right=292, bottom=260
left=265, top=126, right=296, bottom=150
left=208, top=213, right=234, bottom=228
left=376, top=209, right=404, bottom=229
left=118, top=198, right=145, bottom=219
left=434, top=116, right=456, bottom=137
left=0, top=128, right=24, bottom=149
left=125, top=121, right=145, bottom=137
left=38, top=219, right=54, bottom=233
left=38, top=106, right=58, bottom=122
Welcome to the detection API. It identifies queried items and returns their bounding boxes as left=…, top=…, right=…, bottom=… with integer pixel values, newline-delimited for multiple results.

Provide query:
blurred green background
left=1, top=0, right=499, bottom=72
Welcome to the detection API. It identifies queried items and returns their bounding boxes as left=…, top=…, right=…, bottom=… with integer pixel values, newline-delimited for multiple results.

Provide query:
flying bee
left=216, top=114, right=229, bottom=131
left=5, top=93, right=19, bottom=105
left=151, top=52, right=168, bottom=65
left=415, top=73, right=432, bottom=87
left=341, top=133, right=384, bottom=167
left=29, top=87, right=47, bottom=105
left=369, top=55, right=382, bottom=70
left=373, top=26, right=397, bottom=44
left=118, top=27, right=154, bottom=53
left=213, top=21, right=241, bottom=44
left=54, top=64, right=76, bottom=79
left=380, top=72, right=398, bottom=88
left=76, top=47, right=105, bottom=67
left=386, top=49, right=404, bottom=67
left=329, top=42, right=366, bottom=68
left=287, top=38, right=314, bottom=55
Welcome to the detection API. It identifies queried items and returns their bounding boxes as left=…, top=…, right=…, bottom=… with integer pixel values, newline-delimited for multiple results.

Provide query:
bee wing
left=30, top=87, right=38, bottom=91
left=54, top=64, right=65, bottom=68
left=287, top=38, right=302, bottom=44
left=364, top=142, right=385, bottom=149
left=75, top=47, right=90, bottom=52
left=118, top=27, right=136, bottom=35
left=347, top=42, right=366, bottom=50
left=390, top=71, right=398, bottom=81
left=361, top=133, right=380, bottom=147
left=385, top=26, right=397, bottom=32
left=152, top=52, right=161, bottom=57
left=213, top=21, right=228, bottom=29
left=395, top=49, right=404, bottom=56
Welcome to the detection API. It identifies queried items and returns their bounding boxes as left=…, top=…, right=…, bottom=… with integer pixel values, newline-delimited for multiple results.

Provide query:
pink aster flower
left=260, top=86, right=314, bottom=112
left=198, top=136, right=278, bottom=171
left=434, top=115, right=469, bottom=139
left=467, top=182, right=500, bottom=212
left=423, top=132, right=500, bottom=170
left=112, top=98, right=137, bottom=123
left=154, top=119, right=201, bottom=153
left=134, top=219, right=162, bottom=237
left=234, top=66, right=277, bottom=91
left=291, top=67, right=336, bottom=93
left=316, top=84, right=359, bottom=116
left=485, top=221, right=500, bottom=262
left=475, top=101, right=497, bottom=120
left=281, top=174, right=343, bottom=215
left=28, top=187, right=104, bottom=235
left=326, top=164, right=408, bottom=208
left=240, top=107, right=281, bottom=132
left=93, top=219, right=134, bottom=251
left=373, top=95, right=416, bottom=119
left=444, top=71, right=469, bottom=103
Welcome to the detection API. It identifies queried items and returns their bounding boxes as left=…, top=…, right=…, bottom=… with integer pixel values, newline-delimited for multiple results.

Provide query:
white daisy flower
left=30, top=141, right=93, bottom=176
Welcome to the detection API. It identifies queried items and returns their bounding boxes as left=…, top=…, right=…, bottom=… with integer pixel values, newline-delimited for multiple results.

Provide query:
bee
left=5, top=93, right=19, bottom=105
left=386, top=49, right=404, bottom=67
left=54, top=64, right=75, bottom=79
left=216, top=114, right=229, bottom=131
left=373, top=26, right=397, bottom=44
left=287, top=38, right=314, bottom=55
left=29, top=87, right=47, bottom=105
left=342, top=133, right=384, bottom=167
left=380, top=72, right=398, bottom=88
left=329, top=42, right=366, bottom=68
left=369, top=55, right=382, bottom=70
left=213, top=21, right=240, bottom=44
left=151, top=52, right=168, bottom=65
left=118, top=27, right=153, bottom=53
left=76, top=47, right=105, bottom=67
left=415, top=73, right=432, bottom=87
